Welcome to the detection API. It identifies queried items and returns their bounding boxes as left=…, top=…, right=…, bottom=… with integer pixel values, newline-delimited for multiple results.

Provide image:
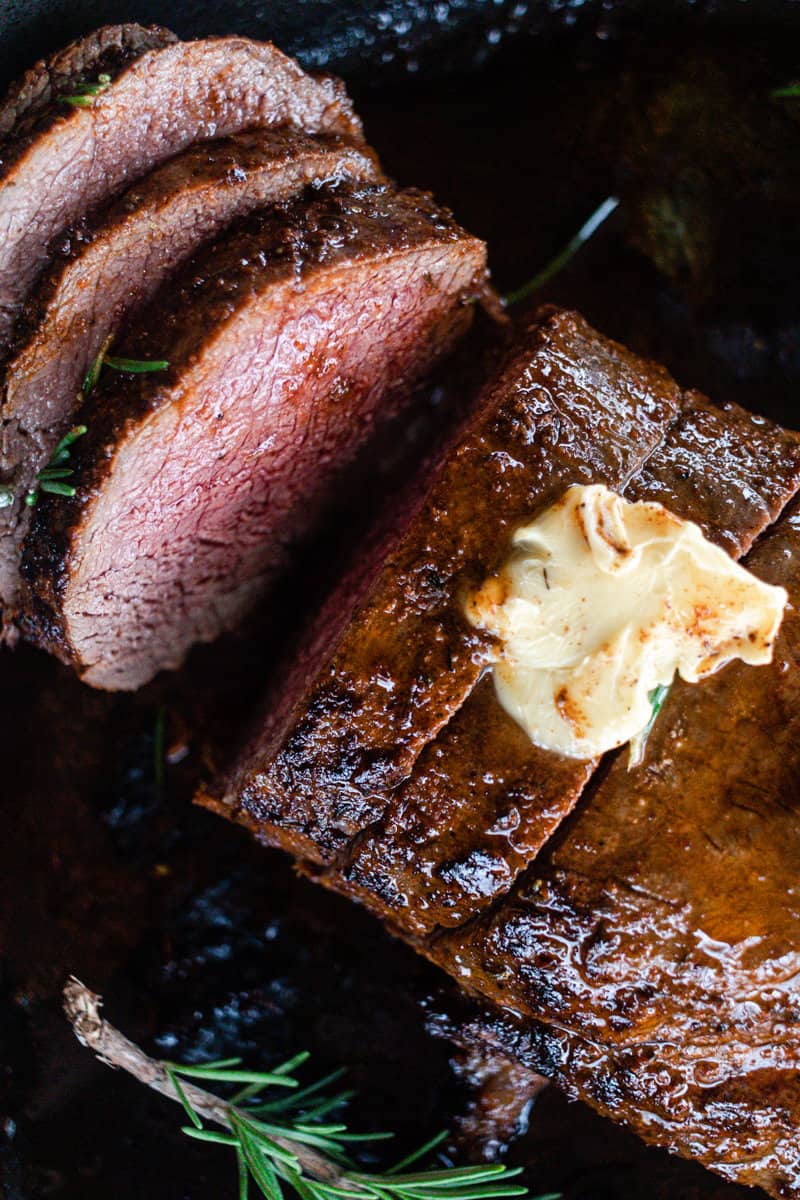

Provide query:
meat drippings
left=465, top=483, right=787, bottom=759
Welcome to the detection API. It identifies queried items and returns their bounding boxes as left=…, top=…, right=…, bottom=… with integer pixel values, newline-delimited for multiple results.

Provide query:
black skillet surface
left=1, top=3, right=799, bottom=1199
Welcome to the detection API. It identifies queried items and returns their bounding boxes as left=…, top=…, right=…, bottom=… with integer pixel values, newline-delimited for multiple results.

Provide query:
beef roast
left=204, top=309, right=681, bottom=865
left=202, top=308, right=800, bottom=1193
left=18, top=181, right=487, bottom=691
left=0, top=22, right=363, bottom=350
left=0, top=129, right=381, bottom=619
left=326, top=390, right=800, bottom=935
left=430, top=499, right=800, bottom=1197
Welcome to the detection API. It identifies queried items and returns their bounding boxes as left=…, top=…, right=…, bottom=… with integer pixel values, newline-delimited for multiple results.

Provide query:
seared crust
left=435, top=960, right=800, bottom=1199
left=433, top=496, right=800, bottom=1054
left=204, top=311, right=800, bottom=1193
left=0, top=25, right=364, bottom=352
left=18, top=180, right=488, bottom=682
left=0, top=23, right=176, bottom=148
left=0, top=129, right=382, bottom=616
left=312, top=389, right=800, bottom=934
left=214, top=308, right=681, bottom=866
left=429, top=498, right=800, bottom=1197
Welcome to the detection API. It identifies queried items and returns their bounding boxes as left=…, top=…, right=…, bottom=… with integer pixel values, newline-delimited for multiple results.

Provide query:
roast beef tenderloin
left=0, top=129, right=381, bottom=617
left=19, top=181, right=487, bottom=691
left=205, top=309, right=681, bottom=865
left=0, top=23, right=363, bottom=349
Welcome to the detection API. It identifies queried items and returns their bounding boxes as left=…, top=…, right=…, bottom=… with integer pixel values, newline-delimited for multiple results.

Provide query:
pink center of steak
left=0, top=132, right=379, bottom=615
left=0, top=36, right=361, bottom=345
left=63, top=246, right=473, bottom=689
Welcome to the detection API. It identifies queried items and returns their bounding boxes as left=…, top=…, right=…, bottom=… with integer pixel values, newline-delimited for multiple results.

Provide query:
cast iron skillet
left=1, top=0, right=799, bottom=87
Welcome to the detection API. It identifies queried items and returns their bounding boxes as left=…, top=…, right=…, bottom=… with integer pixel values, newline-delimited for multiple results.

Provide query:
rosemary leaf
left=61, top=73, right=111, bottom=107
left=253, top=1069, right=348, bottom=1114
left=388, top=1134, right=449, bottom=1175
left=104, top=355, right=170, bottom=373
left=238, top=1148, right=251, bottom=1200
left=166, top=1065, right=203, bottom=1130
left=772, top=82, right=800, bottom=98
left=64, top=980, right=551, bottom=1200
left=25, top=424, right=88, bottom=506
left=504, top=196, right=619, bottom=306
left=182, top=1127, right=239, bottom=1145
left=83, top=336, right=113, bottom=397
left=167, top=1064, right=298, bottom=1087
left=36, top=467, right=74, bottom=481
left=273, top=1051, right=313, bottom=1077
left=83, top=338, right=168, bottom=396
left=38, top=480, right=77, bottom=497
left=52, top=424, right=88, bottom=457
left=628, top=682, right=671, bottom=769
left=61, top=93, right=98, bottom=108
left=234, top=1114, right=289, bottom=1200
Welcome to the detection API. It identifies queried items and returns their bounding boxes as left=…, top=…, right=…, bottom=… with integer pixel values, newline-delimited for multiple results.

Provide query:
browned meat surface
left=19, top=181, right=486, bottom=692
left=625, top=390, right=800, bottom=555
left=444, top=1021, right=549, bottom=1162
left=207, top=309, right=680, bottom=865
left=0, top=129, right=381, bottom=619
left=0, top=23, right=363, bottom=352
left=432, top=976, right=800, bottom=1200
left=206, top=309, right=800, bottom=1192
left=429, top=499, right=800, bottom=1196
left=0, top=23, right=174, bottom=138
left=330, top=391, right=800, bottom=936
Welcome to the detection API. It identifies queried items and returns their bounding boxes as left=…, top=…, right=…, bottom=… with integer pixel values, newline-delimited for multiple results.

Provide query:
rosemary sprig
left=61, top=73, right=111, bottom=107
left=83, top=335, right=169, bottom=398
left=504, top=196, right=619, bottom=307
left=25, top=424, right=87, bottom=507
left=628, top=682, right=670, bottom=769
left=64, top=979, right=556, bottom=1200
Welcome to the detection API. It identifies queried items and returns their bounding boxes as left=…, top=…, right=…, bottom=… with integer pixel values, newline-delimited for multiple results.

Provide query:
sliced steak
left=328, top=391, right=800, bottom=935
left=201, top=309, right=800, bottom=1191
left=203, top=309, right=680, bottom=865
left=430, top=499, right=800, bottom=1198
left=435, top=940, right=800, bottom=1200
left=431, top=497, right=800, bottom=1057
left=0, top=129, right=381, bottom=618
left=18, top=181, right=487, bottom=692
left=0, top=23, right=363, bottom=350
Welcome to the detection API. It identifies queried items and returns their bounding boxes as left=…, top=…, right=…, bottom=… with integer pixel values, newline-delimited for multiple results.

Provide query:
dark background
left=1, top=2, right=799, bottom=1198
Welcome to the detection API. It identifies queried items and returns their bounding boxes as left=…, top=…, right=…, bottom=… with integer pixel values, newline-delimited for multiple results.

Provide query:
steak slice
left=203, top=309, right=680, bottom=865
left=430, top=499, right=800, bottom=1198
left=0, top=129, right=381, bottom=619
left=18, top=181, right=487, bottom=692
left=0, top=23, right=363, bottom=350
left=329, top=391, right=800, bottom=935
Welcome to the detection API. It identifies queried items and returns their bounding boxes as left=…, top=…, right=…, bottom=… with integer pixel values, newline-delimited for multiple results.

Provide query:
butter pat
left=466, top=484, right=787, bottom=760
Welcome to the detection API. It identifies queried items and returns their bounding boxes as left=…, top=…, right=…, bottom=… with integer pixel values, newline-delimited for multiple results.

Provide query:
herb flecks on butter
left=466, top=484, right=787, bottom=761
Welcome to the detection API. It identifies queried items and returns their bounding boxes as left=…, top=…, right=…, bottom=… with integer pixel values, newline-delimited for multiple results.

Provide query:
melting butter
left=465, top=484, right=787, bottom=761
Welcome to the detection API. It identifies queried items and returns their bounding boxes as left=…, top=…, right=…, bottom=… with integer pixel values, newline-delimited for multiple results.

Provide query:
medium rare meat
left=204, top=310, right=681, bottom=865
left=430, top=500, right=800, bottom=1197
left=0, top=22, right=363, bottom=350
left=19, top=181, right=487, bottom=691
left=325, top=391, right=800, bottom=935
left=0, top=129, right=381, bottom=619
